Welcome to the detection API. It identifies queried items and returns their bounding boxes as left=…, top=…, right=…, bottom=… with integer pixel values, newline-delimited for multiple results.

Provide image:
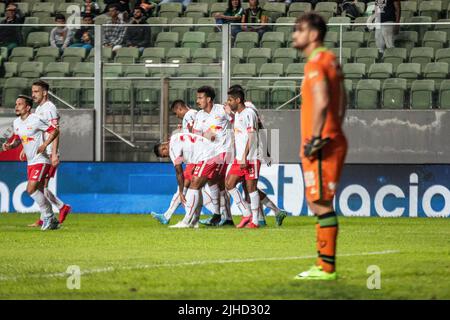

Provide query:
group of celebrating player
left=1, top=80, right=71, bottom=230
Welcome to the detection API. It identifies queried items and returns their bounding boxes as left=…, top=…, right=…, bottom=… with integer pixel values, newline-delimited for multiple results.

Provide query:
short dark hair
left=17, top=94, right=33, bottom=107
left=55, top=14, right=66, bottom=21
left=32, top=80, right=50, bottom=91
left=229, top=84, right=244, bottom=92
left=153, top=143, right=162, bottom=157
left=227, top=87, right=245, bottom=103
left=197, top=86, right=216, bottom=101
left=133, top=6, right=145, bottom=14
left=83, top=14, right=94, bottom=20
left=108, top=4, right=120, bottom=11
left=296, top=12, right=327, bottom=43
left=170, top=99, right=187, bottom=110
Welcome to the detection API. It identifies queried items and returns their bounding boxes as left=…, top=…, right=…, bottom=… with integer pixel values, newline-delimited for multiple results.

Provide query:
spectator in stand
left=81, top=0, right=101, bottom=17
left=374, top=0, right=401, bottom=54
left=0, top=3, right=23, bottom=54
left=241, top=0, right=268, bottom=39
left=50, top=14, right=72, bottom=53
left=214, top=0, right=244, bottom=37
left=103, top=4, right=127, bottom=52
left=158, top=0, right=192, bottom=10
left=70, top=14, right=95, bottom=52
left=136, top=0, right=157, bottom=18
left=124, top=7, right=150, bottom=53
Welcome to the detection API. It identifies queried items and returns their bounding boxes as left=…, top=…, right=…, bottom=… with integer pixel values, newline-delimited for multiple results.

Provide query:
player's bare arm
left=51, top=129, right=60, bottom=167
left=37, top=127, right=59, bottom=154
left=2, top=137, right=21, bottom=151
left=174, top=164, right=186, bottom=204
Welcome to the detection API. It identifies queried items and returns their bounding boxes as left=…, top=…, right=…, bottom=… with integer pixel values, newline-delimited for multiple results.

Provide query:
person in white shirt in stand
left=28, top=80, right=71, bottom=228
left=2, top=95, right=60, bottom=230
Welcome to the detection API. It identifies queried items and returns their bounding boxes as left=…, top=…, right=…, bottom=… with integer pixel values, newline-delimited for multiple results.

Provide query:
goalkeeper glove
left=303, top=136, right=330, bottom=158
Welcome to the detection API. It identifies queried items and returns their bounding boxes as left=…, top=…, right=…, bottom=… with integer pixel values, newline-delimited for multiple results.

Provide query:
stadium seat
left=368, top=63, right=393, bottom=82
left=44, top=62, right=70, bottom=77
left=19, top=61, right=43, bottom=78
left=382, top=78, right=407, bottom=109
left=247, top=48, right=272, bottom=72
left=87, top=46, right=113, bottom=63
left=422, top=31, right=447, bottom=51
left=328, top=17, right=351, bottom=33
left=147, top=17, right=168, bottom=43
left=435, top=48, right=450, bottom=64
left=182, top=32, right=206, bottom=49
left=235, top=32, right=259, bottom=56
left=260, top=32, right=285, bottom=49
left=134, top=80, right=160, bottom=112
left=52, top=80, right=81, bottom=108
left=342, top=31, right=365, bottom=55
left=273, top=48, right=298, bottom=73
left=192, top=48, right=217, bottom=64
left=195, top=17, right=216, bottom=34
left=31, top=2, right=55, bottom=17
left=439, top=79, right=450, bottom=108
left=62, top=47, right=86, bottom=72
left=103, top=64, right=123, bottom=77
left=169, top=80, right=188, bottom=105
left=114, top=47, right=140, bottom=64
left=419, top=0, right=442, bottom=21
left=324, top=31, right=338, bottom=48
left=140, top=47, right=165, bottom=63
left=353, top=17, right=370, bottom=33
left=382, top=47, right=407, bottom=72
left=106, top=80, right=132, bottom=114
left=35, top=47, right=60, bottom=66
left=4, top=62, right=18, bottom=78
left=231, top=47, right=244, bottom=65
left=73, top=62, right=94, bottom=77
left=259, top=63, right=283, bottom=77
left=210, top=3, right=228, bottom=17
left=170, top=17, right=194, bottom=38
left=159, top=3, right=182, bottom=19
left=2, top=77, right=28, bottom=108
left=409, top=47, right=435, bottom=70
left=342, top=63, right=366, bottom=88
left=206, top=33, right=222, bottom=51
left=285, top=63, right=305, bottom=78
left=0, top=47, right=8, bottom=61
left=79, top=80, right=94, bottom=108
left=410, top=80, right=435, bottom=109
left=8, top=47, right=34, bottom=64
left=177, top=65, right=202, bottom=77
left=355, top=79, right=381, bottom=109
left=288, top=2, right=311, bottom=17
left=271, top=80, right=297, bottom=109
left=185, top=3, right=208, bottom=19
left=315, top=2, right=337, bottom=22
left=22, top=17, right=40, bottom=44
left=344, top=78, right=353, bottom=108
left=423, top=62, right=448, bottom=87
left=26, top=31, right=50, bottom=48
left=355, top=48, right=379, bottom=70
left=395, top=31, right=418, bottom=52
left=263, top=2, right=287, bottom=22
left=56, top=3, right=77, bottom=15
left=275, top=17, right=295, bottom=40
left=123, top=66, right=149, bottom=77
left=155, top=32, right=179, bottom=50
left=202, top=65, right=221, bottom=77
left=331, top=47, right=352, bottom=64
left=434, top=19, right=450, bottom=39
left=401, top=1, right=418, bottom=18
left=406, top=16, right=433, bottom=41
left=245, top=80, right=270, bottom=107
left=396, top=63, right=421, bottom=88
left=166, top=47, right=191, bottom=63
left=39, top=16, right=56, bottom=33
left=232, top=63, right=257, bottom=77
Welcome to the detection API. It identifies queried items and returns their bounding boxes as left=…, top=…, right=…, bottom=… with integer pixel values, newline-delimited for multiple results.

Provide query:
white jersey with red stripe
left=234, top=107, right=259, bottom=161
left=35, top=100, right=59, bottom=155
left=182, top=109, right=197, bottom=132
left=169, top=132, right=217, bottom=165
left=193, top=104, right=233, bottom=157
left=13, top=114, right=55, bottom=166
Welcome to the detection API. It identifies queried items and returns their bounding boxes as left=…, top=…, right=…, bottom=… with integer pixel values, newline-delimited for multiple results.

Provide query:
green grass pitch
left=0, top=213, right=449, bottom=300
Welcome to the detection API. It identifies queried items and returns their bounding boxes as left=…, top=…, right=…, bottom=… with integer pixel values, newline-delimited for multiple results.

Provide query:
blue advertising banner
left=0, top=162, right=449, bottom=217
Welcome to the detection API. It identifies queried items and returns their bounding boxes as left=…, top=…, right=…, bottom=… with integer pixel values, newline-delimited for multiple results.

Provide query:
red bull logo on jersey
left=21, top=136, right=35, bottom=144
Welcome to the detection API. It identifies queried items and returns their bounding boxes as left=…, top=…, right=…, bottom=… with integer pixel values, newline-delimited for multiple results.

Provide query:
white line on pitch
left=0, top=250, right=400, bottom=282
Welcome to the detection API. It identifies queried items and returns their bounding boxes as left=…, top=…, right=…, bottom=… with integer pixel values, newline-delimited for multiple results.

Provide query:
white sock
left=219, top=190, right=227, bottom=220
left=164, top=187, right=187, bottom=220
left=182, top=189, right=200, bottom=224
left=201, top=187, right=217, bottom=214
left=261, top=194, right=281, bottom=215
left=44, top=188, right=64, bottom=210
left=258, top=205, right=265, bottom=221
left=207, top=184, right=220, bottom=215
left=30, top=190, right=53, bottom=220
left=228, top=188, right=251, bottom=217
left=249, top=191, right=260, bottom=225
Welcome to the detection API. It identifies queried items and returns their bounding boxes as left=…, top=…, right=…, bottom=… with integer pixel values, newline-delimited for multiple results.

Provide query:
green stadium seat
left=147, top=17, right=168, bottom=43
left=354, top=1, right=366, bottom=15
left=159, top=3, right=182, bottom=19
left=353, top=17, right=369, bottom=33
left=263, top=2, right=287, bottom=22
left=2, top=77, right=28, bottom=108
left=328, top=16, right=351, bottom=33
left=271, top=80, right=297, bottom=109
left=344, top=78, right=353, bottom=108
left=246, top=80, right=270, bottom=107
left=16, top=2, right=30, bottom=16
left=259, top=63, right=283, bottom=77
left=140, top=47, right=165, bottom=63
left=232, top=63, right=257, bottom=77
left=409, top=47, right=435, bottom=70
left=155, top=32, right=179, bottom=50
left=166, top=47, right=191, bottom=63
left=44, top=62, right=70, bottom=77
left=1, top=47, right=8, bottom=61
left=62, top=47, right=86, bottom=72
left=382, top=78, right=407, bottom=109
left=419, top=0, right=442, bottom=21
left=134, top=80, right=160, bottom=113
left=274, top=17, right=295, bottom=41
left=324, top=31, right=338, bottom=48
left=423, top=62, right=448, bottom=87
left=396, top=63, right=421, bottom=88
left=195, top=17, right=216, bottom=34
left=401, top=1, right=418, bottom=19
left=79, top=80, right=94, bottom=108
left=52, top=80, right=81, bottom=108
left=26, top=31, right=50, bottom=49
left=124, top=66, right=149, bottom=77
left=231, top=47, right=244, bottom=65
left=202, top=65, right=221, bottom=77
left=185, top=3, right=208, bottom=19
left=395, top=31, right=418, bottom=52
left=331, top=47, right=352, bottom=64
left=439, top=79, right=450, bottom=108
left=422, top=31, right=447, bottom=51
left=114, top=47, right=140, bottom=64
left=22, top=16, right=40, bottom=44
left=56, top=3, right=78, bottom=15
left=260, top=32, right=285, bottom=50
left=410, top=80, right=435, bottom=109
left=31, top=2, right=55, bottom=17
left=177, top=65, right=202, bottom=77
left=170, top=17, right=194, bottom=38
left=169, top=80, right=188, bottom=105
left=406, top=16, right=433, bottom=41
left=382, top=47, right=407, bottom=72
left=35, top=47, right=60, bottom=67
left=355, top=79, right=381, bottom=109
left=368, top=63, right=393, bottom=81
left=355, top=48, right=379, bottom=70
left=103, top=64, right=123, bottom=77
left=434, top=19, right=450, bottom=39
left=106, top=80, right=132, bottom=114
left=19, top=61, right=43, bottom=78
left=210, top=3, right=228, bottom=16
left=285, top=63, right=305, bottom=78
left=287, top=2, right=311, bottom=17
left=343, top=63, right=366, bottom=88
left=182, top=31, right=206, bottom=49
left=435, top=48, right=450, bottom=64
left=192, top=48, right=217, bottom=63
left=73, top=62, right=94, bottom=77
left=247, top=48, right=272, bottom=72
left=235, top=32, right=259, bottom=56
left=9, top=47, right=34, bottom=64
left=273, top=48, right=298, bottom=73
left=149, top=64, right=178, bottom=77
left=4, top=62, right=18, bottom=78
left=39, top=16, right=57, bottom=33
left=342, top=31, right=364, bottom=55
left=315, top=1, right=338, bottom=14
left=0, top=2, right=5, bottom=16
left=206, top=32, right=222, bottom=51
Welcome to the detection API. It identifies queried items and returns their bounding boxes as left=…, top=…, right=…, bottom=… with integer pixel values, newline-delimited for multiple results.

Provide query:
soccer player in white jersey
left=28, top=80, right=71, bottom=228
left=193, top=86, right=234, bottom=227
left=154, top=132, right=220, bottom=228
left=2, top=95, right=60, bottom=230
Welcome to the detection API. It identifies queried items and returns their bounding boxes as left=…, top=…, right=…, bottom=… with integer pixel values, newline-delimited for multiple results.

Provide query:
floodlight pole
left=160, top=77, right=170, bottom=143
left=221, top=24, right=230, bottom=103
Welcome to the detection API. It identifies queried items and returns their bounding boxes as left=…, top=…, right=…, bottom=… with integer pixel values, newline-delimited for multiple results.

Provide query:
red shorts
left=193, top=152, right=227, bottom=179
left=27, top=163, right=51, bottom=183
left=227, top=159, right=261, bottom=181
left=183, top=163, right=195, bottom=180
left=46, top=165, right=57, bottom=179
